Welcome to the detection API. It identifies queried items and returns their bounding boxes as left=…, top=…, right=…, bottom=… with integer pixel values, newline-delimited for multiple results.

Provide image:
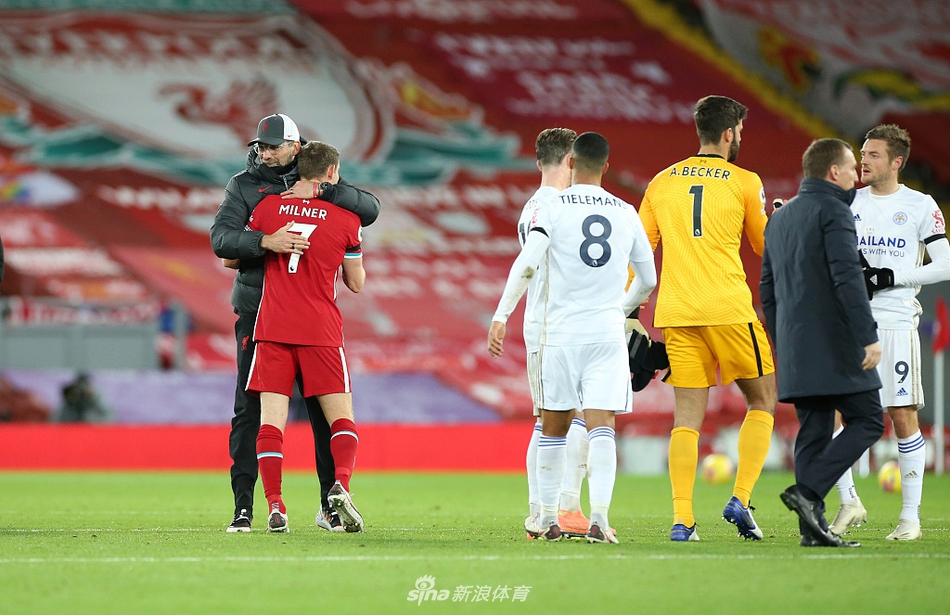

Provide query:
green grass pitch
left=1, top=470, right=948, bottom=614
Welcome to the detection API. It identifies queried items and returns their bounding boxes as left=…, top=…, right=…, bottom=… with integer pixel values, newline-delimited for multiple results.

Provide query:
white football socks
left=831, top=425, right=860, bottom=505
left=526, top=422, right=542, bottom=517
left=587, top=426, right=616, bottom=528
left=559, top=417, right=588, bottom=512
left=897, top=431, right=925, bottom=523
left=537, top=434, right=567, bottom=527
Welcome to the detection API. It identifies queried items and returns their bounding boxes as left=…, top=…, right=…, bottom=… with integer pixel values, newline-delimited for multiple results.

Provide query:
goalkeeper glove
left=864, top=266, right=894, bottom=296
left=628, top=329, right=670, bottom=392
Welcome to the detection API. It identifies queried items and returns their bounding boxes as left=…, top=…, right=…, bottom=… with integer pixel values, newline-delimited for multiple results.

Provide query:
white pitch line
left=0, top=525, right=466, bottom=536
left=1, top=528, right=207, bottom=533
left=0, top=552, right=946, bottom=565
left=2, top=527, right=949, bottom=538
left=0, top=554, right=620, bottom=564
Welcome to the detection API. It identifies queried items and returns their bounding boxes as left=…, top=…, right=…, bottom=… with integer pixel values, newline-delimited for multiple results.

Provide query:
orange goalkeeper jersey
left=639, top=154, right=767, bottom=327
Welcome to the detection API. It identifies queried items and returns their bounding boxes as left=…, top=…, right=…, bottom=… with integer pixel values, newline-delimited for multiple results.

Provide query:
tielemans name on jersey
left=279, top=203, right=328, bottom=219
left=668, top=165, right=731, bottom=180
left=558, top=193, right=625, bottom=207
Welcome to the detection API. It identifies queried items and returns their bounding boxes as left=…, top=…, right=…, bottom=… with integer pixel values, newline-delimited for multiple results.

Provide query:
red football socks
left=330, top=418, right=359, bottom=491
left=256, top=424, right=285, bottom=513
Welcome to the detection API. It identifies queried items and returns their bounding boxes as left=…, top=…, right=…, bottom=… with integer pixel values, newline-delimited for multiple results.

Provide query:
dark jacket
left=210, top=149, right=380, bottom=314
left=761, top=178, right=881, bottom=401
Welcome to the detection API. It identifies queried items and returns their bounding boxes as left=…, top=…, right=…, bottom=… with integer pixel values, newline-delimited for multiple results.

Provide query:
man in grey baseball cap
left=248, top=113, right=300, bottom=147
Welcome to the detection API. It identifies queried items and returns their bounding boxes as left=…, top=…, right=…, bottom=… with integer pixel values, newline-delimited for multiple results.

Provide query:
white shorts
left=876, top=328, right=924, bottom=410
left=537, top=342, right=632, bottom=413
left=527, top=352, right=587, bottom=418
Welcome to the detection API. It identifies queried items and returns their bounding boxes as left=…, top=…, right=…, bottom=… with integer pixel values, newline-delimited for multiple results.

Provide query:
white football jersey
left=852, top=184, right=947, bottom=329
left=531, top=183, right=653, bottom=346
left=518, top=186, right=560, bottom=351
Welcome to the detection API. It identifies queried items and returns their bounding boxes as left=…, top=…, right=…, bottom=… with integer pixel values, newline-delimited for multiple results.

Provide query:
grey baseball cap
left=248, top=113, right=300, bottom=146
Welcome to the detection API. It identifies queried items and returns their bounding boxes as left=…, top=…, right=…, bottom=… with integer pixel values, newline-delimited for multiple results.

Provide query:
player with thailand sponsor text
left=828, top=124, right=950, bottom=541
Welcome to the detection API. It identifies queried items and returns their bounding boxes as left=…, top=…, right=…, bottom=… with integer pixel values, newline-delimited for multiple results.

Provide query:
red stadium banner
left=0, top=208, right=154, bottom=303
left=295, top=0, right=813, bottom=197
left=700, top=0, right=950, bottom=183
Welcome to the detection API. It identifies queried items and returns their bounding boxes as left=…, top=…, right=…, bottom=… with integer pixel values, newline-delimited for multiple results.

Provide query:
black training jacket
left=761, top=178, right=880, bottom=401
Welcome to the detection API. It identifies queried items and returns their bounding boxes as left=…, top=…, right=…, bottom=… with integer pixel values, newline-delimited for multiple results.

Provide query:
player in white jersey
left=829, top=125, right=950, bottom=541
left=488, top=132, right=657, bottom=544
left=518, top=128, right=603, bottom=539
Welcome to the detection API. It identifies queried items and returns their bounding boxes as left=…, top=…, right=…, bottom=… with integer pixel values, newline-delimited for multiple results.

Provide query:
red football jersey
left=248, top=195, right=362, bottom=346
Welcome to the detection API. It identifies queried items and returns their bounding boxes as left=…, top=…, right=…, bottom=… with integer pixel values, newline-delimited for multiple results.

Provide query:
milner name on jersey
left=279, top=203, right=328, bottom=219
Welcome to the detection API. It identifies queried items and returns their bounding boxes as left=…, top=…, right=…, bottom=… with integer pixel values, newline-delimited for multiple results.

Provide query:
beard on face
left=727, top=137, right=740, bottom=163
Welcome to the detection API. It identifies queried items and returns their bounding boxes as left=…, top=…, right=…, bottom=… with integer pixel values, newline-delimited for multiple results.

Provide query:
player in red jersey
left=243, top=141, right=366, bottom=533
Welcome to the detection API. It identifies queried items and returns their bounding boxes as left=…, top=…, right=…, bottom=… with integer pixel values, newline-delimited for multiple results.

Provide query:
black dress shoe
left=783, top=486, right=861, bottom=547
left=800, top=530, right=860, bottom=548
left=781, top=485, right=826, bottom=536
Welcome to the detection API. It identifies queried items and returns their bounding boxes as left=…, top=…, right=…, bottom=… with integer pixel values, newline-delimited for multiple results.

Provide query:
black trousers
left=791, top=388, right=885, bottom=503
left=229, top=312, right=337, bottom=515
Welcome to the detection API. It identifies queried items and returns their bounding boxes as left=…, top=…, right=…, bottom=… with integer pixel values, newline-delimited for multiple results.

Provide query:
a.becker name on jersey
left=667, top=165, right=731, bottom=180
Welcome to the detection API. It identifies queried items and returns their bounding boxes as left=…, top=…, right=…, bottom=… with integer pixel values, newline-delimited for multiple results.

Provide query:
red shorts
left=247, top=342, right=351, bottom=397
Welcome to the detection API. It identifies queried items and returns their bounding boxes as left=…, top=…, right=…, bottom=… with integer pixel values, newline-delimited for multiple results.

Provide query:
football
left=700, top=453, right=735, bottom=485
left=878, top=460, right=902, bottom=493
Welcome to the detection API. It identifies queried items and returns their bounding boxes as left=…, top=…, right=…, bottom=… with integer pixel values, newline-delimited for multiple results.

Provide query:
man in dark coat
left=760, top=138, right=885, bottom=547
left=211, top=113, right=380, bottom=532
